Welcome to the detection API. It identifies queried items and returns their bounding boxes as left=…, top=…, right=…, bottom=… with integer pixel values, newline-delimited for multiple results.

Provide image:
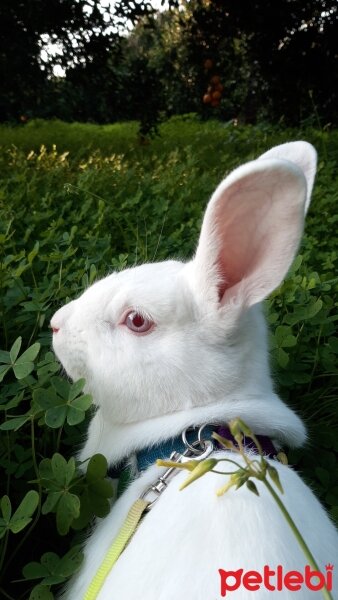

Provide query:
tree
left=2, top=0, right=337, bottom=127
left=241, top=0, right=338, bottom=124
left=115, top=0, right=338, bottom=125
left=0, top=0, right=116, bottom=121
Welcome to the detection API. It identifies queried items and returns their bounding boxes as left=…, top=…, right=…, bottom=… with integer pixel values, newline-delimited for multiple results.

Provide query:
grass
left=0, top=116, right=337, bottom=599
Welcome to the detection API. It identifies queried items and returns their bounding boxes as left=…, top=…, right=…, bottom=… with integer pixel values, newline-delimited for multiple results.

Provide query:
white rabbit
left=51, top=141, right=338, bottom=599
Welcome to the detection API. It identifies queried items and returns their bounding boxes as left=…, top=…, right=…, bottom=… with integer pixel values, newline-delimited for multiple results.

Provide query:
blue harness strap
left=108, top=425, right=277, bottom=489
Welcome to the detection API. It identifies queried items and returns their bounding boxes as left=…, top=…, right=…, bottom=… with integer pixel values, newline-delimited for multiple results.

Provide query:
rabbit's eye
left=124, top=310, right=154, bottom=334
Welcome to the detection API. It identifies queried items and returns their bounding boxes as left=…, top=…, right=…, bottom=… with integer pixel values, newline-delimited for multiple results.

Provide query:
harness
left=85, top=424, right=277, bottom=600
left=109, top=424, right=277, bottom=496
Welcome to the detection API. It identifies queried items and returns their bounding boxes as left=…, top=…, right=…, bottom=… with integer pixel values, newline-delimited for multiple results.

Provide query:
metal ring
left=182, top=427, right=206, bottom=455
left=197, top=423, right=216, bottom=444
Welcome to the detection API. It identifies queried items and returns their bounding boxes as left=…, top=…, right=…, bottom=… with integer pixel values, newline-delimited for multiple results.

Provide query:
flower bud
left=276, top=451, right=288, bottom=465
left=179, top=459, right=218, bottom=490
left=246, top=480, right=260, bottom=496
left=268, top=465, right=284, bottom=494
left=216, top=470, right=248, bottom=496
left=212, top=432, right=236, bottom=451
left=229, top=418, right=253, bottom=439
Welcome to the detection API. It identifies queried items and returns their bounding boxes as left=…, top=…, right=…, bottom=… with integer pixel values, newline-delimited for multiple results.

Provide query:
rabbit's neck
left=79, top=307, right=306, bottom=466
left=79, top=391, right=306, bottom=467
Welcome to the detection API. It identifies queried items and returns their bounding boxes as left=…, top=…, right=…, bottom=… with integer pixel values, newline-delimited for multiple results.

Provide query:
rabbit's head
left=51, top=142, right=316, bottom=429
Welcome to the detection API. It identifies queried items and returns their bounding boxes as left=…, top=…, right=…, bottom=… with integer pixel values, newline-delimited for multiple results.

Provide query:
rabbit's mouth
left=52, top=327, right=88, bottom=383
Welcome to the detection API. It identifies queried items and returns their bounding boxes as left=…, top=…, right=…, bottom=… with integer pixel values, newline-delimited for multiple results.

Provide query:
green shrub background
left=0, top=117, right=337, bottom=599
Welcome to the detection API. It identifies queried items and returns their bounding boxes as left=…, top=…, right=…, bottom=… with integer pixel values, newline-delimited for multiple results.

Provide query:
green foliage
left=23, top=545, right=84, bottom=600
left=0, top=0, right=116, bottom=122
left=39, top=453, right=113, bottom=535
left=34, top=378, right=92, bottom=428
left=0, top=337, right=40, bottom=383
left=0, top=334, right=113, bottom=597
left=0, top=117, right=337, bottom=598
left=2, top=0, right=338, bottom=133
left=0, top=491, right=39, bottom=537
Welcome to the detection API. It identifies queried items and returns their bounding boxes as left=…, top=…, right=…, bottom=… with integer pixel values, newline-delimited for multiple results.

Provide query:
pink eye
left=124, top=310, right=154, bottom=334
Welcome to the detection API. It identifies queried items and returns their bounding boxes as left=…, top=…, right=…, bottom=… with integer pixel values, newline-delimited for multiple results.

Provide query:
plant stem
left=2, top=419, right=42, bottom=578
left=262, top=478, right=333, bottom=600
left=0, top=531, right=10, bottom=577
left=214, top=458, right=247, bottom=470
left=307, top=324, right=322, bottom=393
left=56, top=424, right=63, bottom=452
left=0, top=586, right=16, bottom=600
left=0, top=415, right=11, bottom=578
left=211, top=469, right=242, bottom=475
left=5, top=420, right=11, bottom=496
left=30, top=417, right=40, bottom=481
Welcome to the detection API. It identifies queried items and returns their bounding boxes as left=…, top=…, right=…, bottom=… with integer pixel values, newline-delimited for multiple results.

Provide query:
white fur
left=51, top=142, right=338, bottom=599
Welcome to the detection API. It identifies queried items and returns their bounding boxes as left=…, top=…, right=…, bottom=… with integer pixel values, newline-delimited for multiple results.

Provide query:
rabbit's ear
left=192, top=158, right=307, bottom=308
left=258, top=141, right=317, bottom=213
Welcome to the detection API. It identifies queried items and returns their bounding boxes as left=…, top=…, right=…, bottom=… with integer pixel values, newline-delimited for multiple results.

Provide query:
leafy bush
left=0, top=118, right=337, bottom=598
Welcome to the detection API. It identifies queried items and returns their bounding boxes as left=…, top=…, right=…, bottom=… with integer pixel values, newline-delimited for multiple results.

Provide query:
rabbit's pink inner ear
left=195, top=160, right=308, bottom=308
left=211, top=180, right=280, bottom=305
left=258, top=141, right=317, bottom=213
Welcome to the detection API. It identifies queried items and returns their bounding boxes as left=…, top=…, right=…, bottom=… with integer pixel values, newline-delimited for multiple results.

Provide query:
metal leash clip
left=140, top=425, right=214, bottom=511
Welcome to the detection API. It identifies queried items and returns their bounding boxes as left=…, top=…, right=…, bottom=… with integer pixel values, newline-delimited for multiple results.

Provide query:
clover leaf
left=0, top=491, right=39, bottom=539
left=23, top=546, right=83, bottom=600
left=33, top=377, right=92, bottom=429
left=39, top=452, right=114, bottom=534
left=39, top=454, right=80, bottom=535
left=0, top=401, right=43, bottom=432
left=72, top=454, right=114, bottom=530
left=0, top=337, right=40, bottom=382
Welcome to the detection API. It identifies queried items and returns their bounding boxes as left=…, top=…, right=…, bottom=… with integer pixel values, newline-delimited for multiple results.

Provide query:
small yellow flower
left=216, top=470, right=248, bottom=496
left=156, top=459, right=198, bottom=471
left=179, top=459, right=218, bottom=490
left=211, top=432, right=236, bottom=450
left=229, top=418, right=254, bottom=439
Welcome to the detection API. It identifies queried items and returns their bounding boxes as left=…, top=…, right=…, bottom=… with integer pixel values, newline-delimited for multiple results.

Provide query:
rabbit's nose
left=50, top=300, right=76, bottom=332
left=50, top=316, right=60, bottom=333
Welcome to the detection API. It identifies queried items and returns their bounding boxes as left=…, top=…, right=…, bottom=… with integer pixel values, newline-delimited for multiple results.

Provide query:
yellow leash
left=83, top=432, right=215, bottom=599
left=84, top=498, right=150, bottom=600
